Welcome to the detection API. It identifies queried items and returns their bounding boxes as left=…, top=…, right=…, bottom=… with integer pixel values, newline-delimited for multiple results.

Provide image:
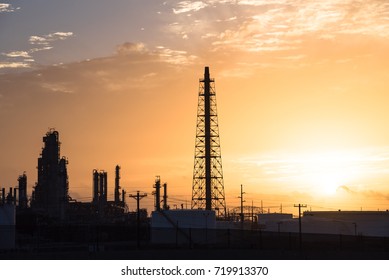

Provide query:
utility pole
left=238, top=184, right=245, bottom=226
left=294, top=203, right=307, bottom=251
left=129, top=191, right=147, bottom=248
left=251, top=200, right=254, bottom=223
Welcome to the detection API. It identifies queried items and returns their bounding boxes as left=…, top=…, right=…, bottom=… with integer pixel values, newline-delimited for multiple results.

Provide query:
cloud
left=167, top=0, right=389, bottom=62
left=211, top=19, right=301, bottom=53
left=216, top=16, right=237, bottom=22
left=0, top=3, right=19, bottom=12
left=30, top=46, right=53, bottom=53
left=49, top=32, right=74, bottom=39
left=337, top=185, right=389, bottom=201
left=173, top=1, right=208, bottom=14
left=337, top=185, right=357, bottom=195
left=41, top=82, right=74, bottom=94
left=0, top=32, right=74, bottom=72
left=25, top=41, right=196, bottom=95
left=237, top=0, right=288, bottom=5
left=3, top=51, right=31, bottom=58
left=29, top=36, right=48, bottom=45
left=155, top=46, right=197, bottom=65
left=233, top=147, right=389, bottom=194
left=142, top=72, right=157, bottom=79
left=277, top=54, right=306, bottom=61
left=116, top=42, right=147, bottom=55
left=0, top=62, right=30, bottom=69
left=172, top=0, right=289, bottom=14
left=29, top=32, right=74, bottom=46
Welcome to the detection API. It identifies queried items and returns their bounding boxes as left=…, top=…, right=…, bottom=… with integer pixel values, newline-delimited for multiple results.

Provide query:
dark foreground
left=2, top=246, right=389, bottom=260
left=1, top=227, right=389, bottom=260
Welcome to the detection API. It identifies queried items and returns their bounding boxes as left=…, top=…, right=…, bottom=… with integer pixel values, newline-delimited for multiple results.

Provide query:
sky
left=1, top=0, right=389, bottom=215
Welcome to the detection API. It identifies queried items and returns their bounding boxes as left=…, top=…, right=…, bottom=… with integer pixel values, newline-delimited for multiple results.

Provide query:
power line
left=129, top=191, right=147, bottom=248
left=238, top=184, right=245, bottom=224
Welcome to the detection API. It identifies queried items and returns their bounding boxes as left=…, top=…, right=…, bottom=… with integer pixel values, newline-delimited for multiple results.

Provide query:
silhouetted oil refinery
left=1, top=67, right=389, bottom=259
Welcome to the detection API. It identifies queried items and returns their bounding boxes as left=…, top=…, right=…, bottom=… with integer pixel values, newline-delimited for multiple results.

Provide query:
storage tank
left=151, top=209, right=216, bottom=244
left=0, top=204, right=16, bottom=249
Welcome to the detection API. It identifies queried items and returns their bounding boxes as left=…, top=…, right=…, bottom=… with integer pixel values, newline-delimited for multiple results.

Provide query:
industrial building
left=257, top=211, right=389, bottom=237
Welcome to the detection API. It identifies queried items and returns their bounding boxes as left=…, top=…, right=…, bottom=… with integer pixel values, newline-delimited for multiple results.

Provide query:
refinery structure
left=1, top=67, right=389, bottom=258
left=0, top=67, right=229, bottom=226
left=31, top=130, right=69, bottom=220
left=191, top=67, right=227, bottom=217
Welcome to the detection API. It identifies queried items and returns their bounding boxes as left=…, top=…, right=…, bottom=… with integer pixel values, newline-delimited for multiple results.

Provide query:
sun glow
left=296, top=151, right=362, bottom=195
left=253, top=150, right=368, bottom=196
left=310, top=172, right=345, bottom=195
left=297, top=152, right=352, bottom=194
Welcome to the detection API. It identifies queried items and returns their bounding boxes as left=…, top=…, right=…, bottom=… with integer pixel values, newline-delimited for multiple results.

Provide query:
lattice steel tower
left=191, top=66, right=226, bottom=217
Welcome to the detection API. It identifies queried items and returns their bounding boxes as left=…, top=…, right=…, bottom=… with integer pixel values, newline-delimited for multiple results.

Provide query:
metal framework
left=191, top=67, right=226, bottom=217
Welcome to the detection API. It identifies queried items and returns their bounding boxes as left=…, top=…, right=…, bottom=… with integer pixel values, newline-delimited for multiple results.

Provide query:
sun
left=295, top=151, right=359, bottom=196
left=315, top=173, right=343, bottom=195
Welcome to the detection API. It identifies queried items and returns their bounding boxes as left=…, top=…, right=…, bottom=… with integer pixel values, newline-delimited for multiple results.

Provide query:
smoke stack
left=6, top=187, right=13, bottom=204
left=18, top=173, right=28, bottom=209
left=93, top=170, right=99, bottom=205
left=122, top=189, right=126, bottom=204
left=163, top=183, right=168, bottom=210
left=204, top=66, right=210, bottom=81
left=154, top=176, right=161, bottom=211
left=13, top=188, right=17, bottom=205
left=115, top=165, right=120, bottom=204
left=103, top=172, right=107, bottom=203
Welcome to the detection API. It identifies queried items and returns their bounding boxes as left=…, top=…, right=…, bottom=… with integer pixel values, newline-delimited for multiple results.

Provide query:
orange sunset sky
left=1, top=1, right=389, bottom=215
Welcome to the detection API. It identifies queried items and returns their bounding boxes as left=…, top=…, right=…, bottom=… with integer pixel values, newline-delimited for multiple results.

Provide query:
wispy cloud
left=41, top=82, right=74, bottom=94
left=29, top=35, right=48, bottom=45
left=29, top=46, right=53, bottom=53
left=277, top=54, right=306, bottom=61
left=173, top=1, right=208, bottom=14
left=0, top=32, right=74, bottom=71
left=29, top=32, right=74, bottom=46
left=169, top=0, right=389, bottom=60
left=237, top=0, right=288, bottom=5
left=156, top=46, right=197, bottom=65
left=2, top=51, right=31, bottom=58
left=0, top=3, right=19, bottom=12
left=116, top=42, right=147, bottom=55
left=337, top=185, right=389, bottom=201
left=0, top=62, right=30, bottom=69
